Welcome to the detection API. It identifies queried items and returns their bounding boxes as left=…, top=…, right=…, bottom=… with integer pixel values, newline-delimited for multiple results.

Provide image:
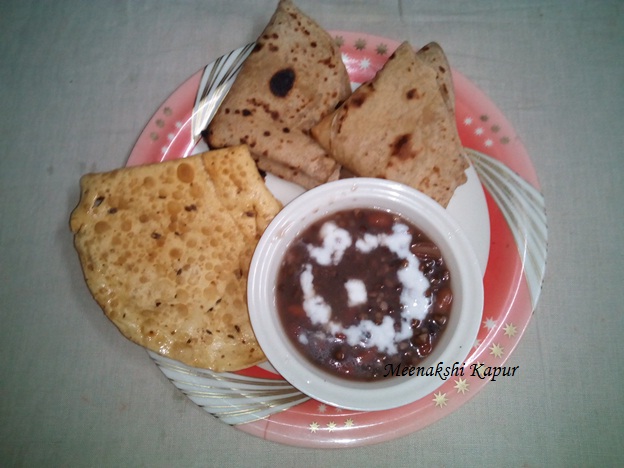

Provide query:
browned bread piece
left=70, top=146, right=281, bottom=371
left=204, top=0, right=350, bottom=189
left=311, top=42, right=468, bottom=207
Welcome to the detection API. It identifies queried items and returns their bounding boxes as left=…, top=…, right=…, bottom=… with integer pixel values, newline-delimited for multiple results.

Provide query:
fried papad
left=70, top=146, right=282, bottom=372
left=311, top=41, right=468, bottom=207
left=203, top=0, right=350, bottom=189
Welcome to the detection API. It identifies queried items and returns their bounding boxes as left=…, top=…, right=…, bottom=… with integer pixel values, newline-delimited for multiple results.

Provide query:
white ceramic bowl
left=247, top=178, right=483, bottom=411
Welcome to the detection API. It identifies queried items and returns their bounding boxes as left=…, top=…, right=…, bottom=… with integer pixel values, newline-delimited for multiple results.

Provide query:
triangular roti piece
left=416, top=42, right=455, bottom=114
left=204, top=0, right=351, bottom=189
left=311, top=42, right=455, bottom=153
left=70, top=146, right=281, bottom=372
left=311, top=41, right=468, bottom=207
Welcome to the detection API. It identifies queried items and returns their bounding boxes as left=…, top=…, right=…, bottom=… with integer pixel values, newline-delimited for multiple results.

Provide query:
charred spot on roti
left=391, top=133, right=417, bottom=160
left=318, top=56, right=334, bottom=68
left=247, top=98, right=280, bottom=121
left=352, top=95, right=366, bottom=108
left=441, top=84, right=449, bottom=98
left=269, top=68, right=296, bottom=97
left=406, top=88, right=420, bottom=99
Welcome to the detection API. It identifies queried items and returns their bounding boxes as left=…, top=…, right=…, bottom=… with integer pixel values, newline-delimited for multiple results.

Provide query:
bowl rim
left=247, top=178, right=484, bottom=411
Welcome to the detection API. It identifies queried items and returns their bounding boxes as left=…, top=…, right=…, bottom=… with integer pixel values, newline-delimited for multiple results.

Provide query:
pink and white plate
left=127, top=32, right=547, bottom=448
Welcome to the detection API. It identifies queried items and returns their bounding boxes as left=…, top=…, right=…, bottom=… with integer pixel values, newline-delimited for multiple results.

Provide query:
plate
left=127, top=31, right=547, bottom=448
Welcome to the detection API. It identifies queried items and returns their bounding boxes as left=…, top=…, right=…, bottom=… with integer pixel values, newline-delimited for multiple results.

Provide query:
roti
left=203, top=0, right=351, bottom=189
left=69, top=146, right=282, bottom=372
left=416, top=42, right=455, bottom=115
left=311, top=41, right=468, bottom=207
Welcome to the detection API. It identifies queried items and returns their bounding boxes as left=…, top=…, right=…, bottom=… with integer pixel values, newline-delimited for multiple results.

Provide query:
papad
left=70, top=146, right=281, bottom=372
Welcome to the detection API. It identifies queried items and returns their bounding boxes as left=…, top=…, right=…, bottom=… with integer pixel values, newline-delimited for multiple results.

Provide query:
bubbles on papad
left=70, top=146, right=282, bottom=372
